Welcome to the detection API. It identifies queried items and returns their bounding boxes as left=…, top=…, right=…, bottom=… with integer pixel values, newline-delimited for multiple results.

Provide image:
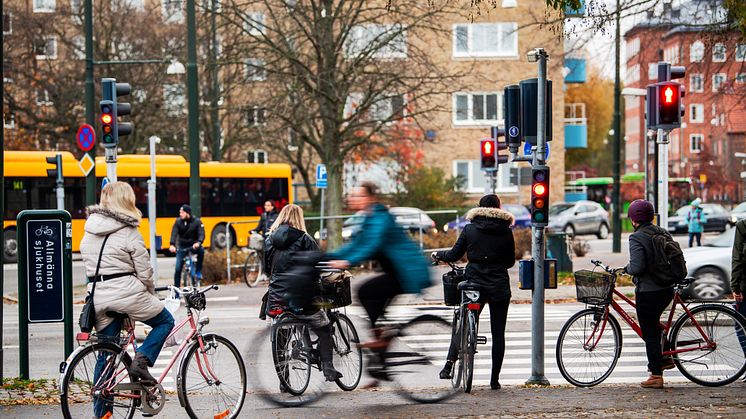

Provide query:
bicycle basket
left=318, top=271, right=352, bottom=308
left=442, top=269, right=465, bottom=306
left=185, top=291, right=207, bottom=311
left=574, top=270, right=614, bottom=305
left=249, top=232, right=264, bottom=251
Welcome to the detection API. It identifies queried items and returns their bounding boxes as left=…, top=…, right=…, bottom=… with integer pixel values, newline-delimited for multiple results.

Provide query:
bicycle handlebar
left=590, top=260, right=626, bottom=275
left=154, top=284, right=219, bottom=294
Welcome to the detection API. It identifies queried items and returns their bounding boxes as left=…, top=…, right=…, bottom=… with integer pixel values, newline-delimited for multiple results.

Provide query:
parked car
left=667, top=203, right=734, bottom=234
left=682, top=228, right=734, bottom=300
left=442, top=204, right=532, bottom=232
left=730, top=201, right=746, bottom=223
left=547, top=200, right=610, bottom=239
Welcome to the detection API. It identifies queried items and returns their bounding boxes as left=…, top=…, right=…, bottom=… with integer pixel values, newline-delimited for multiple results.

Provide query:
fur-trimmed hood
left=465, top=207, right=515, bottom=224
left=84, top=205, right=140, bottom=235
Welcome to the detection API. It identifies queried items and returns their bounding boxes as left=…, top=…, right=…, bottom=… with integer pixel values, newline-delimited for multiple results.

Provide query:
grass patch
left=2, top=377, right=51, bottom=391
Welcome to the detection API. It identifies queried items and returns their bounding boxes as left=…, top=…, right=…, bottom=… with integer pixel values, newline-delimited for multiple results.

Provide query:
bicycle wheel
left=60, top=342, right=136, bottom=419
left=670, top=304, right=746, bottom=386
left=450, top=309, right=463, bottom=390
left=178, top=333, right=246, bottom=419
left=388, top=314, right=459, bottom=403
left=462, top=310, right=477, bottom=393
left=331, top=313, right=363, bottom=391
left=244, top=321, right=328, bottom=407
left=243, top=250, right=264, bottom=287
left=556, top=308, right=622, bottom=387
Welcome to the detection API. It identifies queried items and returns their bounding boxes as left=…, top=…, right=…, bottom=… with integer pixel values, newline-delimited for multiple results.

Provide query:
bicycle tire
left=388, top=314, right=459, bottom=403
left=670, top=304, right=746, bottom=387
left=450, top=309, right=463, bottom=390
left=331, top=313, right=363, bottom=391
left=271, top=321, right=313, bottom=396
left=462, top=310, right=477, bottom=393
left=178, top=333, right=246, bottom=419
left=60, top=342, right=135, bottom=419
left=243, top=250, right=263, bottom=287
left=556, top=308, right=622, bottom=387
left=244, top=321, right=328, bottom=407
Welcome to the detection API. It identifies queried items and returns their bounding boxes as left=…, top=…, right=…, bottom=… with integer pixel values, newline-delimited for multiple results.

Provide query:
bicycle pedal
left=476, top=336, right=487, bottom=344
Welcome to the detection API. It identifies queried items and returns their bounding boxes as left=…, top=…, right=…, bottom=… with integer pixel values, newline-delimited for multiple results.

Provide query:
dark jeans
left=358, top=273, right=403, bottom=327
left=689, top=232, right=702, bottom=247
left=636, top=288, right=674, bottom=375
left=735, top=300, right=746, bottom=356
left=93, top=308, right=175, bottom=417
left=174, top=246, right=204, bottom=287
left=446, top=298, right=509, bottom=386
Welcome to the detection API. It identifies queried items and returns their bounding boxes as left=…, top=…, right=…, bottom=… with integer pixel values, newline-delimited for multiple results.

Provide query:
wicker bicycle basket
left=574, top=270, right=614, bottom=305
left=318, top=271, right=353, bottom=308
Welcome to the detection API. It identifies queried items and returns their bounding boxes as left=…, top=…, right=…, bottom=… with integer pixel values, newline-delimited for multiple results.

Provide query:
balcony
left=565, top=103, right=587, bottom=149
left=564, top=58, right=586, bottom=84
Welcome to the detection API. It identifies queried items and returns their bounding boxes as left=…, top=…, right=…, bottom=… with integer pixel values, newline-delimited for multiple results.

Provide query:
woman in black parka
left=264, top=204, right=342, bottom=382
left=433, top=194, right=515, bottom=390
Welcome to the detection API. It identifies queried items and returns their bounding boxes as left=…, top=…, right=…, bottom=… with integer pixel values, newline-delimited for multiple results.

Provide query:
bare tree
left=217, top=0, right=467, bottom=246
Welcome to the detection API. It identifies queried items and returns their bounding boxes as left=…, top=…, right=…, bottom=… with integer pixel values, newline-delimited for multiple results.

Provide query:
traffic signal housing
left=531, top=165, right=550, bottom=227
left=480, top=138, right=497, bottom=171
left=99, top=78, right=133, bottom=148
left=46, top=154, right=63, bottom=182
left=647, top=81, right=683, bottom=130
left=100, top=100, right=115, bottom=146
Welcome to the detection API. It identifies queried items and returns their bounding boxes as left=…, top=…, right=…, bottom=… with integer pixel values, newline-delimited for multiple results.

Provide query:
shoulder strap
left=90, top=234, right=111, bottom=295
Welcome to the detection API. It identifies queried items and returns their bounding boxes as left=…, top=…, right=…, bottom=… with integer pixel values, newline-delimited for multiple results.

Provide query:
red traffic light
left=482, top=139, right=495, bottom=156
left=533, top=184, right=547, bottom=197
left=101, top=114, right=112, bottom=124
left=663, top=86, right=675, bottom=104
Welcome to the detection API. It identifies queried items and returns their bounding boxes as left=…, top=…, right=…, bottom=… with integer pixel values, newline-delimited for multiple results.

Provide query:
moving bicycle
left=169, top=204, right=205, bottom=289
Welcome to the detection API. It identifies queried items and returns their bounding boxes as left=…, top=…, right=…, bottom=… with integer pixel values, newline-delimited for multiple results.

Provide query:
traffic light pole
left=611, top=0, right=622, bottom=253
left=186, top=0, right=202, bottom=217
left=657, top=129, right=669, bottom=228
left=84, top=0, right=96, bottom=206
left=527, top=48, right=550, bottom=386
left=149, top=136, right=160, bottom=284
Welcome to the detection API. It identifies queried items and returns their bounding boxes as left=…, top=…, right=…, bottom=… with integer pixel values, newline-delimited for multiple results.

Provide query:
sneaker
left=640, top=374, right=664, bottom=389
left=439, top=361, right=454, bottom=380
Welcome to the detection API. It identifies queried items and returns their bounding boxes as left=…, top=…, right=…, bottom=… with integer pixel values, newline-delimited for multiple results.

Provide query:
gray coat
left=80, top=206, right=164, bottom=330
left=625, top=222, right=673, bottom=293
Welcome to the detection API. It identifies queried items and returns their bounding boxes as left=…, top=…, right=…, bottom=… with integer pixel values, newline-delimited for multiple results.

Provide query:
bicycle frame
left=589, top=288, right=716, bottom=357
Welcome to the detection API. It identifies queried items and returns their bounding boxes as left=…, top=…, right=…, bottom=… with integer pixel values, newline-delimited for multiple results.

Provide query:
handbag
left=78, top=234, right=111, bottom=333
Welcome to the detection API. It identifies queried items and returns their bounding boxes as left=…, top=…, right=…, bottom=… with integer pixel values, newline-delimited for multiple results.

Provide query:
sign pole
left=657, top=129, right=669, bottom=228
left=17, top=210, right=73, bottom=379
left=149, top=136, right=160, bottom=283
left=320, top=189, right=326, bottom=240
left=316, top=164, right=328, bottom=242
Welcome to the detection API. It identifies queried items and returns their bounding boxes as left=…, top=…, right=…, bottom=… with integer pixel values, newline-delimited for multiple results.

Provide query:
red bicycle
left=556, top=259, right=746, bottom=387
left=59, top=285, right=246, bottom=419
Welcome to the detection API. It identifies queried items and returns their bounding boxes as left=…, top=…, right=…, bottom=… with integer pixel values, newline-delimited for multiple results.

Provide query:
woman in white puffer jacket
left=80, top=182, right=173, bottom=413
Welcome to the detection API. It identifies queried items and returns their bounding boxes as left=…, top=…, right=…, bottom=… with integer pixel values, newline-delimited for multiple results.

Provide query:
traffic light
left=531, top=165, right=550, bottom=227
left=519, top=78, right=553, bottom=145
left=99, top=78, right=133, bottom=148
left=480, top=138, right=497, bottom=171
left=46, top=154, right=63, bottom=181
left=646, top=62, right=686, bottom=130
left=658, top=82, right=681, bottom=126
left=490, top=126, right=509, bottom=166
left=504, top=84, right=522, bottom=153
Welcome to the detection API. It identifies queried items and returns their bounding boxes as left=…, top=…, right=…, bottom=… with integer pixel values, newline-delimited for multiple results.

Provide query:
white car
left=682, top=229, right=734, bottom=300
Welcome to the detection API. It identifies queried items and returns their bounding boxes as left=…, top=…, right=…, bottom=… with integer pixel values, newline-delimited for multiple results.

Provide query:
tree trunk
left=325, top=157, right=344, bottom=250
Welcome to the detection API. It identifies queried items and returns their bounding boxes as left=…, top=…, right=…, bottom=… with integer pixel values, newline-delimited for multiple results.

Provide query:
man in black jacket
left=625, top=199, right=675, bottom=389
left=251, top=200, right=279, bottom=237
left=169, top=205, right=205, bottom=288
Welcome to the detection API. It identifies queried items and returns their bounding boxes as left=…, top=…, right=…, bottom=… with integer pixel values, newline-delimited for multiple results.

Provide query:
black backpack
left=640, top=224, right=687, bottom=286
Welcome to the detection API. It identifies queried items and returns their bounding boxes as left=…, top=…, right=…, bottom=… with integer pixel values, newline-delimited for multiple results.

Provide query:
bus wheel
left=4, top=229, right=18, bottom=264
left=210, top=225, right=235, bottom=250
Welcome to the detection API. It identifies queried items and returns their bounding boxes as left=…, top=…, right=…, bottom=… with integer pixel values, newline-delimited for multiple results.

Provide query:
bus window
left=32, top=178, right=57, bottom=211
left=159, top=178, right=189, bottom=217
left=64, top=178, right=87, bottom=219
left=126, top=178, right=149, bottom=216
left=5, top=178, right=30, bottom=219
left=201, top=178, right=217, bottom=217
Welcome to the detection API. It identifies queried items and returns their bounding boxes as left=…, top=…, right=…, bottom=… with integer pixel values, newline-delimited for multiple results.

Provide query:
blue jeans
left=174, top=246, right=204, bottom=287
left=93, top=308, right=174, bottom=417
left=689, top=232, right=702, bottom=247
left=735, top=301, right=746, bottom=356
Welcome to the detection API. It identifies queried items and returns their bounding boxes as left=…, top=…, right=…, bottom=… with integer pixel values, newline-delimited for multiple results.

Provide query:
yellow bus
left=3, top=151, right=293, bottom=263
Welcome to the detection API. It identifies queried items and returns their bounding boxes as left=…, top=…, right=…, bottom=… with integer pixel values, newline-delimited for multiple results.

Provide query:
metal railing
left=225, top=220, right=256, bottom=283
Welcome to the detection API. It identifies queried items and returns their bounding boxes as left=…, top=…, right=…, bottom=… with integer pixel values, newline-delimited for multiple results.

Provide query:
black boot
left=129, top=352, right=157, bottom=385
left=322, top=362, right=343, bottom=382
left=439, top=360, right=454, bottom=379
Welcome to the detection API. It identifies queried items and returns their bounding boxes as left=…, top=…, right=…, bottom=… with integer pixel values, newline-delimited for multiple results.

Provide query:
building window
left=125, top=0, right=145, bottom=10
left=246, top=106, right=266, bottom=126
left=4, top=112, right=16, bottom=129
left=663, top=45, right=680, bottom=64
left=3, top=12, right=12, bottom=35
left=35, top=89, right=53, bottom=106
left=345, top=93, right=406, bottom=122
left=736, top=73, right=746, bottom=84
left=690, top=134, right=703, bottom=153
left=647, top=63, right=657, bottom=80
left=453, top=160, right=515, bottom=193
left=453, top=92, right=501, bottom=125
left=690, top=74, right=704, bottom=93
left=713, top=43, right=726, bottom=62
left=163, top=84, right=185, bottom=116
left=346, top=24, right=407, bottom=59
left=502, top=0, right=517, bottom=8
left=163, top=1, right=184, bottom=23
left=244, top=12, right=265, bottom=36
left=689, top=104, right=704, bottom=123
left=626, top=38, right=640, bottom=58
left=690, top=40, right=704, bottom=62
left=34, top=0, right=56, bottom=13
left=71, top=36, right=85, bottom=60
left=626, top=64, right=640, bottom=83
left=453, top=23, right=518, bottom=58
left=736, top=44, right=746, bottom=62
left=35, top=37, right=58, bottom=60
left=712, top=73, right=726, bottom=92
left=247, top=150, right=267, bottom=164
left=244, top=58, right=266, bottom=81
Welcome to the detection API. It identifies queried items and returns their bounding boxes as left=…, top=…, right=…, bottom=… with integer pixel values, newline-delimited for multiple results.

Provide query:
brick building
left=624, top=0, right=746, bottom=204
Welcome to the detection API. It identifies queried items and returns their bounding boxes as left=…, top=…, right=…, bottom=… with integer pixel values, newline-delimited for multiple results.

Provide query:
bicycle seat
left=105, top=311, right=129, bottom=320
left=675, top=277, right=696, bottom=287
left=457, top=282, right=481, bottom=291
